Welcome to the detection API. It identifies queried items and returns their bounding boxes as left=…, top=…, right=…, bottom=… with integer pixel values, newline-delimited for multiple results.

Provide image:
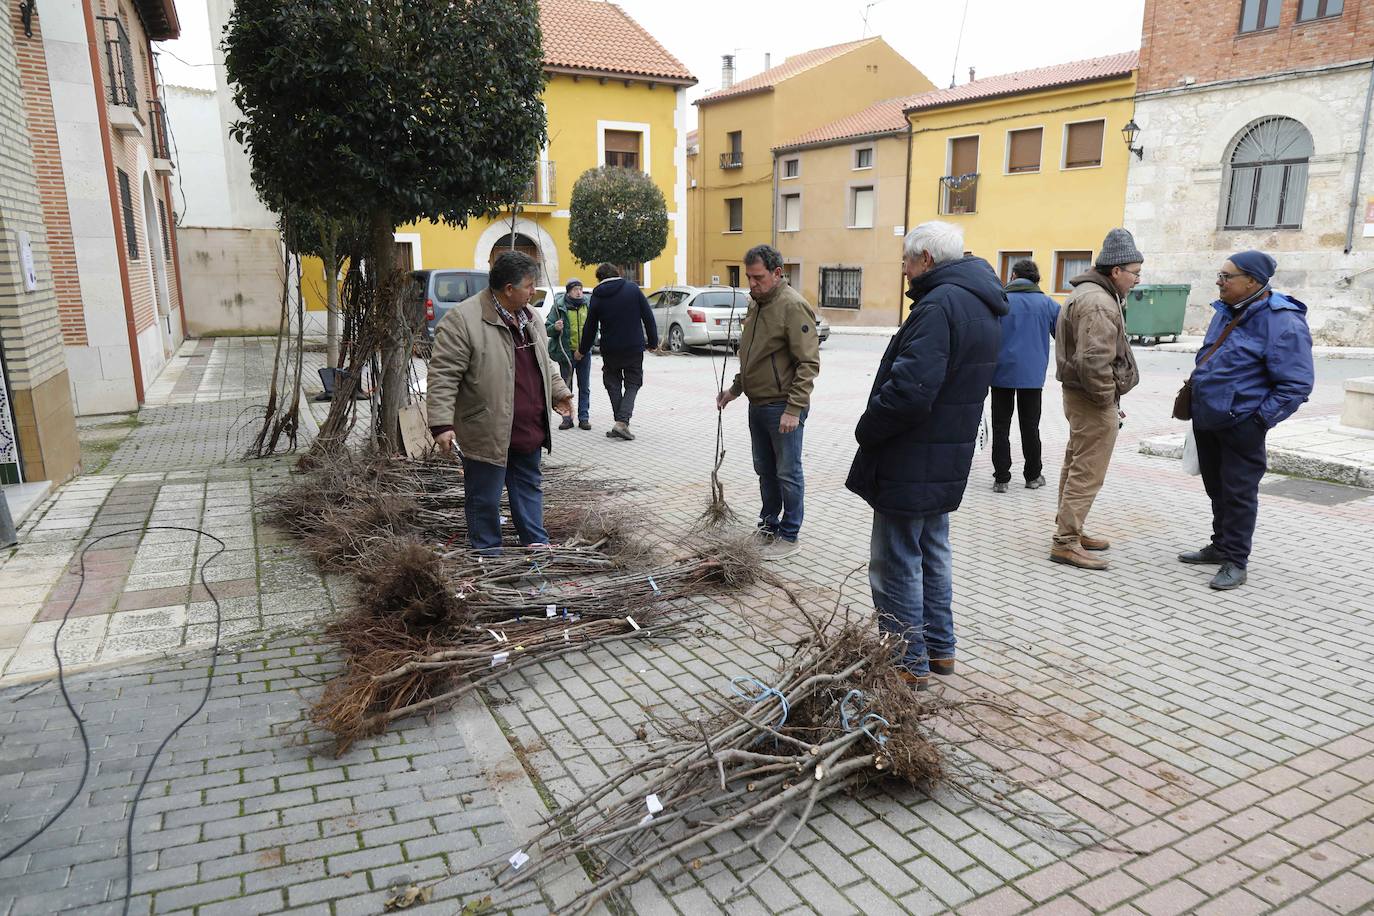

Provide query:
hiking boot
left=559, top=416, right=574, bottom=430
left=1025, top=476, right=1046, bottom=489
left=992, top=481, right=1009, bottom=493
left=759, top=538, right=799, bottom=561
left=1209, top=562, right=1247, bottom=590
left=1179, top=543, right=1224, bottom=565
left=1079, top=534, right=1110, bottom=551
left=579, top=419, right=592, bottom=430
left=605, top=421, right=635, bottom=441
left=929, top=657, right=956, bottom=677
left=898, top=670, right=930, bottom=692
left=1050, top=544, right=1110, bottom=570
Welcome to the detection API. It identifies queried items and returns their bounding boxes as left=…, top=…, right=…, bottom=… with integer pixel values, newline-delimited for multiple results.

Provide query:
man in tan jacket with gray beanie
left=1050, top=228, right=1142, bottom=570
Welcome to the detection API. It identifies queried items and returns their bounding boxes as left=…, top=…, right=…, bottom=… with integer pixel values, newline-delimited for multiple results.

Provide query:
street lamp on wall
left=1122, top=119, right=1144, bottom=161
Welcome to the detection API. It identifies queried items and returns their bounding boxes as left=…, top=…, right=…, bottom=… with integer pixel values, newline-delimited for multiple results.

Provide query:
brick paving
left=1, top=336, right=1372, bottom=914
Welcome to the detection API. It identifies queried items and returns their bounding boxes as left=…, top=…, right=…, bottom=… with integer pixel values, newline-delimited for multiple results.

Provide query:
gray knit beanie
left=1095, top=228, right=1144, bottom=268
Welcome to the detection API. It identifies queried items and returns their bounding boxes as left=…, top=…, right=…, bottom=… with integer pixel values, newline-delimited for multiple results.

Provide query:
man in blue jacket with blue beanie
left=846, top=221, right=1007, bottom=689
left=1180, top=250, right=1313, bottom=590
left=990, top=259, right=1060, bottom=492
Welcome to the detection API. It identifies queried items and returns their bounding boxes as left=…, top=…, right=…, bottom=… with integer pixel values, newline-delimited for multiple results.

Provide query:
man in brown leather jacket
left=1050, top=228, right=1142, bottom=570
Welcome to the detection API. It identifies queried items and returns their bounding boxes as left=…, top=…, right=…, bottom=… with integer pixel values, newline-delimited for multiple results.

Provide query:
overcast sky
left=156, top=0, right=1147, bottom=126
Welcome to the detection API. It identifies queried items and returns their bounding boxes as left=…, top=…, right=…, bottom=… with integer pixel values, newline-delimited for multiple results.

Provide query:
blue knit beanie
left=1228, top=250, right=1276, bottom=284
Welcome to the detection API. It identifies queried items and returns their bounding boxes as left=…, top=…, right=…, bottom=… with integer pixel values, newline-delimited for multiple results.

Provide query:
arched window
left=1224, top=117, right=1313, bottom=230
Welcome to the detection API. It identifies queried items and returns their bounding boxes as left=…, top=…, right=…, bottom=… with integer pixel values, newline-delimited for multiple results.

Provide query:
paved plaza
left=1, top=335, right=1373, bottom=915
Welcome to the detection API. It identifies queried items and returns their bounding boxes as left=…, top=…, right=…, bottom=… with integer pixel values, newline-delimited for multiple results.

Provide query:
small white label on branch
left=500, top=515, right=507, bottom=526
left=627, top=616, right=641, bottom=631
left=563, top=629, right=570, bottom=642
left=645, top=794, right=663, bottom=814
left=546, top=604, right=557, bottom=618
left=639, top=813, right=654, bottom=826
left=491, top=652, right=509, bottom=667
left=647, top=575, right=661, bottom=596
left=509, top=850, right=529, bottom=870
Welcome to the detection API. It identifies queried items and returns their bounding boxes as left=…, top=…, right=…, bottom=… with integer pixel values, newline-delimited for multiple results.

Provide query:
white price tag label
left=491, top=651, right=509, bottom=667
left=626, top=616, right=641, bottom=631
left=546, top=604, right=557, bottom=618
left=509, top=850, right=529, bottom=870
left=645, top=794, right=663, bottom=814
left=638, top=813, right=654, bottom=826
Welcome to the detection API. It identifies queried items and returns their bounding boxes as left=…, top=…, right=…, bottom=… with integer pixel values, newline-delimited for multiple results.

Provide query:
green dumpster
left=1125, top=284, right=1190, bottom=345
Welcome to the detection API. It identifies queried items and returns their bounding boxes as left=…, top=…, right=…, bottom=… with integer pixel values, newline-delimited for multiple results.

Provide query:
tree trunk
left=371, top=208, right=404, bottom=453
left=324, top=223, right=340, bottom=368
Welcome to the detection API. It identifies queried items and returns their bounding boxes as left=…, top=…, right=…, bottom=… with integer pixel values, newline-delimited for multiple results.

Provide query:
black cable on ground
left=0, top=524, right=225, bottom=916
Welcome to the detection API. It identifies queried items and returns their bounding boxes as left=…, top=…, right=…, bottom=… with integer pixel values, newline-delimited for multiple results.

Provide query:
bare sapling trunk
left=324, top=222, right=340, bottom=368
left=371, top=209, right=405, bottom=453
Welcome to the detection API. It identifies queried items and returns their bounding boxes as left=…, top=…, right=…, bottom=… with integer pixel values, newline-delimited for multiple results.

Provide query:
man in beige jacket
left=427, top=251, right=572, bottom=554
left=1050, top=228, right=1142, bottom=570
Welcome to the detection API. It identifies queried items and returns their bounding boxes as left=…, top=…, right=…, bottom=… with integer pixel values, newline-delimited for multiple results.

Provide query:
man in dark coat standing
left=577, top=263, right=658, bottom=440
left=846, top=221, right=1007, bottom=689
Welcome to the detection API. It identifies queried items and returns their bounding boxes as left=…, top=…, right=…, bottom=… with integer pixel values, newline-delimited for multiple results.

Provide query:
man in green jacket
left=716, top=245, right=821, bottom=560
left=545, top=279, right=593, bottom=430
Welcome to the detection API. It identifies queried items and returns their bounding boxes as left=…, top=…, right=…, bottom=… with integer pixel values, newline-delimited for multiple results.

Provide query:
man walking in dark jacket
left=846, top=222, right=1007, bottom=689
left=577, top=263, right=658, bottom=440
left=991, top=259, right=1060, bottom=492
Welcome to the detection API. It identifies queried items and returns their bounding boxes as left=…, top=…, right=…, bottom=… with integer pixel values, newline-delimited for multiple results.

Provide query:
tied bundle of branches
left=496, top=616, right=1101, bottom=914
left=697, top=289, right=748, bottom=530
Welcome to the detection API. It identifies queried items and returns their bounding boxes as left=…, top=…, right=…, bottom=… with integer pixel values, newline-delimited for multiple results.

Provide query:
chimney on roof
left=764, top=53, right=771, bottom=71
left=721, top=55, right=735, bottom=89
left=969, top=66, right=976, bottom=82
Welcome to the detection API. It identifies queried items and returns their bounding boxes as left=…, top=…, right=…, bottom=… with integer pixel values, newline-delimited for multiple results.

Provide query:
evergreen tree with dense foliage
left=568, top=167, right=669, bottom=271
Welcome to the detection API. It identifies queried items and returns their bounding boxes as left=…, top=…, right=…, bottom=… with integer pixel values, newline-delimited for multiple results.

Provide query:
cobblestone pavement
left=1, top=336, right=1372, bottom=915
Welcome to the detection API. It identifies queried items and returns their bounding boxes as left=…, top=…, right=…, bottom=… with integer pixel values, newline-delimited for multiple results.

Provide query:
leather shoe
left=1050, top=545, right=1109, bottom=570
left=1209, top=562, right=1247, bottom=590
left=992, top=481, right=1009, bottom=493
left=898, top=670, right=930, bottom=691
left=1179, top=544, right=1224, bottom=565
left=579, top=419, right=592, bottom=430
left=929, top=657, right=955, bottom=677
left=559, top=416, right=574, bottom=430
left=1079, top=534, right=1110, bottom=551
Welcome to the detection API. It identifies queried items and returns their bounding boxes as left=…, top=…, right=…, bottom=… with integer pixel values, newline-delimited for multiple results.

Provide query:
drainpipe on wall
left=901, top=118, right=914, bottom=319
left=82, top=0, right=145, bottom=404
left=771, top=150, right=778, bottom=249
left=1344, top=59, right=1374, bottom=255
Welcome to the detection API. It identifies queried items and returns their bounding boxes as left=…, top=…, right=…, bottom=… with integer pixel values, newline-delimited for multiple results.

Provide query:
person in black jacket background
left=577, top=263, right=658, bottom=440
left=846, top=221, right=1007, bottom=688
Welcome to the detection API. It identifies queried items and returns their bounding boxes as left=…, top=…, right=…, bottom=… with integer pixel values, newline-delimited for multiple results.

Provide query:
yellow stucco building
left=303, top=0, right=695, bottom=312
left=691, top=39, right=933, bottom=289
left=906, top=53, right=1139, bottom=315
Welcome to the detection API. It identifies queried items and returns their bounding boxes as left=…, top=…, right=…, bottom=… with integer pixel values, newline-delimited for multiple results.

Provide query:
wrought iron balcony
left=97, top=16, right=138, bottom=108
left=149, top=100, right=172, bottom=161
left=719, top=151, right=743, bottom=169
left=938, top=172, right=979, bottom=215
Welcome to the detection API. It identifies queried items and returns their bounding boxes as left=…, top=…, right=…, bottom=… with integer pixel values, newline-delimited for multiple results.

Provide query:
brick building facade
left=1126, top=0, right=1374, bottom=343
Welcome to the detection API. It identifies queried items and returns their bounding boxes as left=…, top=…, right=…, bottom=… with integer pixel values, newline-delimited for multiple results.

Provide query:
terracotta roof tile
left=540, top=0, right=695, bottom=84
left=697, top=39, right=878, bottom=105
left=904, top=51, right=1138, bottom=113
left=776, top=51, right=1138, bottom=151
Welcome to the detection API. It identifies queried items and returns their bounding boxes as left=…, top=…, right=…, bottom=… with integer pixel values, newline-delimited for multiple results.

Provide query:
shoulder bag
left=1172, top=307, right=1248, bottom=421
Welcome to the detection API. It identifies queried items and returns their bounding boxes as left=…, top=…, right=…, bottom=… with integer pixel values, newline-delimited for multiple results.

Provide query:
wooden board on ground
left=399, top=401, right=431, bottom=458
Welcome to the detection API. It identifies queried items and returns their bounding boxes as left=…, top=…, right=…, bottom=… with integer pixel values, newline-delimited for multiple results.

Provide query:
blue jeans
left=462, top=450, right=548, bottom=554
left=747, top=401, right=807, bottom=541
left=560, top=356, right=593, bottom=422
left=870, top=511, right=954, bottom=674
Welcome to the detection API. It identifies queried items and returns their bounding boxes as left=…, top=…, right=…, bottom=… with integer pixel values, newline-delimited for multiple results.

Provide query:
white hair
left=903, top=221, right=965, bottom=265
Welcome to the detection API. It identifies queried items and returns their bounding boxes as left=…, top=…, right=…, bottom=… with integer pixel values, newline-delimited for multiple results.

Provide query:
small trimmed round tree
left=223, top=0, right=548, bottom=449
left=568, top=167, right=668, bottom=271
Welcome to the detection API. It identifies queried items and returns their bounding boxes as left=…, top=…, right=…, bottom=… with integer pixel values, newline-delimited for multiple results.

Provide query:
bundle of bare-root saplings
left=267, top=447, right=763, bottom=752
left=496, top=616, right=1112, bottom=914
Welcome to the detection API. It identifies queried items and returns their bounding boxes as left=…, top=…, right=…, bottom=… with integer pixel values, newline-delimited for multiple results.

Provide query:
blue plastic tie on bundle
left=840, top=688, right=889, bottom=747
left=730, top=676, right=789, bottom=731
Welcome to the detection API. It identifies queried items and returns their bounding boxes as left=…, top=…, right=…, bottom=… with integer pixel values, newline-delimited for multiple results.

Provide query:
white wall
left=1125, top=65, right=1374, bottom=345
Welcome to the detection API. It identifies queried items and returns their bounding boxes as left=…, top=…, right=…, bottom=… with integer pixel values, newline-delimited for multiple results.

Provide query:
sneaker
left=1025, top=476, right=1046, bottom=489
left=1179, top=543, right=1224, bottom=565
left=1209, top=561, right=1247, bottom=590
left=750, top=528, right=777, bottom=545
left=579, top=419, right=592, bottom=430
left=559, top=416, right=574, bottom=430
left=1049, top=544, right=1109, bottom=570
left=606, top=422, right=635, bottom=441
left=992, top=481, right=1009, bottom=493
left=759, top=538, right=799, bottom=561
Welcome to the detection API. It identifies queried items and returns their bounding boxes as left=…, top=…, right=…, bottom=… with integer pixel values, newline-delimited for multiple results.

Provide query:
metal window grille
left=820, top=267, right=862, bottom=309
left=157, top=199, right=171, bottom=261
left=1224, top=117, right=1313, bottom=230
left=149, top=100, right=171, bottom=159
left=117, top=169, right=139, bottom=260
left=97, top=16, right=138, bottom=108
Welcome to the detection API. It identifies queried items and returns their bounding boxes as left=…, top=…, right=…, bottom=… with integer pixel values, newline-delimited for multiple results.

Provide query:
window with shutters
left=819, top=267, right=862, bottom=309
left=784, top=262, right=802, bottom=289
left=782, top=157, right=800, bottom=179
left=1054, top=251, right=1092, bottom=294
left=1006, top=128, right=1042, bottom=174
left=604, top=130, right=641, bottom=170
left=941, top=135, right=979, bottom=213
left=725, top=198, right=743, bottom=232
left=1063, top=120, right=1105, bottom=169
left=848, top=186, right=874, bottom=228
left=1223, top=116, right=1312, bottom=230
left=117, top=168, right=139, bottom=260
left=1297, top=0, right=1342, bottom=21
left=1240, top=0, right=1282, bottom=31
left=780, top=194, right=800, bottom=232
left=157, top=199, right=171, bottom=261
left=853, top=147, right=874, bottom=170
left=999, top=251, right=1033, bottom=284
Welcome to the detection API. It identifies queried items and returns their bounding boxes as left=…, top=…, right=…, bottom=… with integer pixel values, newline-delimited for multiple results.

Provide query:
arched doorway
left=488, top=233, right=541, bottom=265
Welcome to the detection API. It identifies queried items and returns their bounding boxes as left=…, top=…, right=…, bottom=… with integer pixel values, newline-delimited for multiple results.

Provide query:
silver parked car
left=646, top=286, right=751, bottom=352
